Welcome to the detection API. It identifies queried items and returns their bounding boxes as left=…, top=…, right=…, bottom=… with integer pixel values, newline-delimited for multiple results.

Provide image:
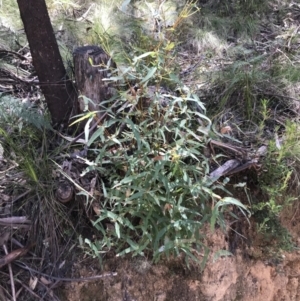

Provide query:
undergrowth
left=0, top=0, right=299, bottom=269
left=71, top=0, right=250, bottom=266
left=0, top=95, right=70, bottom=260
left=251, top=119, right=300, bottom=251
left=0, top=94, right=52, bottom=130
left=62, top=0, right=299, bottom=266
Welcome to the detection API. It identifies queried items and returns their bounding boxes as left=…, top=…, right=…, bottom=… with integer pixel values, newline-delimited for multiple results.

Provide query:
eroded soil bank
left=63, top=224, right=300, bottom=301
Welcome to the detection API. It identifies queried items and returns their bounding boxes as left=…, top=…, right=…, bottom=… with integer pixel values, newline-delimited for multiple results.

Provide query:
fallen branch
left=208, top=144, right=268, bottom=182
left=209, top=159, right=241, bottom=181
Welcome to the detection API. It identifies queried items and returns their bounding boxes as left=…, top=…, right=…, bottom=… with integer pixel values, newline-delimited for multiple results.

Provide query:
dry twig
left=3, top=245, right=16, bottom=301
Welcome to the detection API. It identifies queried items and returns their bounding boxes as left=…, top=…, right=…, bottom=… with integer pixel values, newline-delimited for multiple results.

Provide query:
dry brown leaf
left=0, top=245, right=33, bottom=268
left=92, top=202, right=101, bottom=216
left=220, top=126, right=232, bottom=135
left=153, top=155, right=163, bottom=161
left=29, top=277, right=38, bottom=290
left=40, top=276, right=53, bottom=286
left=163, top=203, right=173, bottom=215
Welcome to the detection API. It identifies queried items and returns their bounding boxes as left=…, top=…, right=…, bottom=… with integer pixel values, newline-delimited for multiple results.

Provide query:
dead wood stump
left=73, top=46, right=116, bottom=119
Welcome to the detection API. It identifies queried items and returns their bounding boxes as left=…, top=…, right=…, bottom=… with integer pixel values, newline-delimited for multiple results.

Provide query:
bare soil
left=61, top=201, right=300, bottom=301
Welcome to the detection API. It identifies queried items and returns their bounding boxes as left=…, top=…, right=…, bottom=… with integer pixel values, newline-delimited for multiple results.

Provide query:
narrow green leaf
left=133, top=52, right=157, bottom=64
left=69, top=111, right=96, bottom=127
left=140, top=67, right=157, bottom=84
left=88, top=126, right=105, bottom=146
left=116, top=246, right=134, bottom=257
left=216, top=197, right=250, bottom=214
left=115, top=222, right=120, bottom=238
left=128, top=191, right=145, bottom=201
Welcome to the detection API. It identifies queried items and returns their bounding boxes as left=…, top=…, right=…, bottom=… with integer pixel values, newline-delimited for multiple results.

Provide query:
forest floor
left=1, top=1, right=300, bottom=300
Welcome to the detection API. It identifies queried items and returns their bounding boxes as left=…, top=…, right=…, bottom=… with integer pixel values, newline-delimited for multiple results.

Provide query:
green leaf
left=164, top=42, right=175, bottom=51
left=117, top=172, right=148, bottom=185
left=133, top=52, right=157, bottom=64
left=105, top=211, right=119, bottom=221
left=128, top=191, right=145, bottom=201
left=88, top=126, right=105, bottom=145
left=154, top=226, right=169, bottom=250
left=120, top=118, right=141, bottom=149
left=69, top=111, right=96, bottom=127
left=115, top=222, right=120, bottom=238
left=132, top=240, right=149, bottom=256
left=216, top=197, right=250, bottom=214
left=116, top=246, right=134, bottom=257
left=140, top=67, right=157, bottom=84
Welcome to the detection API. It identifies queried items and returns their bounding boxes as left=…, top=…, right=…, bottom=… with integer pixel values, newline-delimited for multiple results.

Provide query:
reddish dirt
left=62, top=207, right=300, bottom=301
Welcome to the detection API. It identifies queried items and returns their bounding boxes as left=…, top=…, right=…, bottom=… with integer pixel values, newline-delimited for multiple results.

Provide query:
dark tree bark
left=17, top=0, right=77, bottom=126
left=73, top=46, right=116, bottom=120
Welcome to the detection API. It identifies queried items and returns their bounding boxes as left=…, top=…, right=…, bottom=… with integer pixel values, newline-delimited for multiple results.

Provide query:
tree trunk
left=17, top=0, right=77, bottom=127
left=73, top=46, right=116, bottom=120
